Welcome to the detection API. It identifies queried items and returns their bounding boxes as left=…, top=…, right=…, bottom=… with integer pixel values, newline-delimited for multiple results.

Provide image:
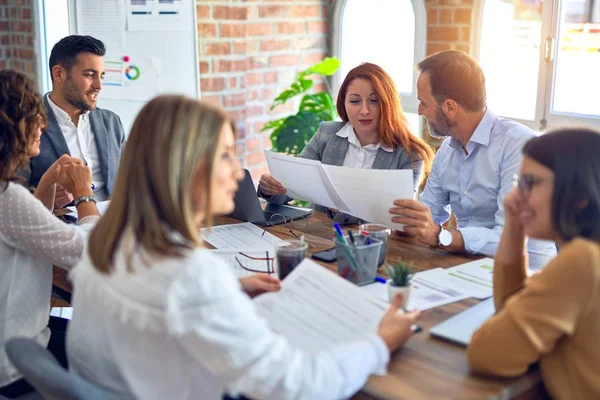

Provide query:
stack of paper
left=265, top=151, right=414, bottom=230
left=201, top=222, right=289, bottom=250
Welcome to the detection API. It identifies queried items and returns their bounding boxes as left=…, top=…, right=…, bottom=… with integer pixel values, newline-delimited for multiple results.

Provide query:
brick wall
left=196, top=0, right=333, bottom=182
left=425, top=0, right=476, bottom=56
left=0, top=0, right=37, bottom=79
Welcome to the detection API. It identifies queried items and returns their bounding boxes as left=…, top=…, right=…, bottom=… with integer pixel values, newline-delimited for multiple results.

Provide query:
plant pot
left=387, top=283, right=412, bottom=308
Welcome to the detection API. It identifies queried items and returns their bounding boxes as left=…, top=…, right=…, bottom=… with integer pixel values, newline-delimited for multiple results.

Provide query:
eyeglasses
left=235, top=251, right=274, bottom=275
left=512, top=173, right=554, bottom=198
left=267, top=212, right=309, bottom=230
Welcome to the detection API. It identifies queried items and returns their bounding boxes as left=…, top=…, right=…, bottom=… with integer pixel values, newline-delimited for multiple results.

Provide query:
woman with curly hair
left=0, top=70, right=101, bottom=398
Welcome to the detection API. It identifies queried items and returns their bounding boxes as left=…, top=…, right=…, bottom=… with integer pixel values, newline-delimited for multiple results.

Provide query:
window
left=332, top=0, right=426, bottom=134
left=35, top=0, right=73, bottom=93
left=478, top=0, right=600, bottom=130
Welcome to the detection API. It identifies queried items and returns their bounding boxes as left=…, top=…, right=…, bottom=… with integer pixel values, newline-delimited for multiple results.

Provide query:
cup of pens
left=333, top=223, right=383, bottom=286
left=358, top=223, right=391, bottom=266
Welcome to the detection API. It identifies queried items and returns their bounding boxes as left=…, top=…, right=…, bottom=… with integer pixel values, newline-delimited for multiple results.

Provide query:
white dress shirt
left=0, top=182, right=96, bottom=387
left=46, top=95, right=106, bottom=194
left=67, top=236, right=390, bottom=400
left=420, top=109, right=556, bottom=269
left=336, top=123, right=393, bottom=168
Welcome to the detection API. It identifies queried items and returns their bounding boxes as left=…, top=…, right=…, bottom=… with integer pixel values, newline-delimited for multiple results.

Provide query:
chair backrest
left=5, top=338, right=108, bottom=400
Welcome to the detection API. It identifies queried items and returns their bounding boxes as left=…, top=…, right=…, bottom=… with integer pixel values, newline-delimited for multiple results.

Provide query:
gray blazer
left=26, top=96, right=125, bottom=195
left=259, top=121, right=424, bottom=225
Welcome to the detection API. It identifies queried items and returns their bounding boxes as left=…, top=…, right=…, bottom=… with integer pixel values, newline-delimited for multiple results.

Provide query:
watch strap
left=73, top=195, right=97, bottom=207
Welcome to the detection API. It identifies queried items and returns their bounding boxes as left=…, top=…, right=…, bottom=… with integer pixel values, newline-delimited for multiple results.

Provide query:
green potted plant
left=261, top=57, right=340, bottom=155
left=387, top=259, right=413, bottom=307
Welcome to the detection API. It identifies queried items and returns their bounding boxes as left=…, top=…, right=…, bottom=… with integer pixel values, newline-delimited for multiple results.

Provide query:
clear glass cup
left=358, top=223, right=391, bottom=266
left=276, top=239, right=308, bottom=280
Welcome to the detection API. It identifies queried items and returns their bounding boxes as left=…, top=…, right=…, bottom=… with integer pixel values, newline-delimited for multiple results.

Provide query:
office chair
left=5, top=338, right=108, bottom=400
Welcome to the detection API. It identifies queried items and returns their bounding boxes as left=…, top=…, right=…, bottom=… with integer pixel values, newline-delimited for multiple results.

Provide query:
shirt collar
left=449, top=108, right=496, bottom=149
left=46, top=93, right=90, bottom=124
left=335, top=122, right=394, bottom=152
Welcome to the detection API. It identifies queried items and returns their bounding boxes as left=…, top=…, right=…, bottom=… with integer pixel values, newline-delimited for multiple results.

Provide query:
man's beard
left=427, top=107, right=455, bottom=139
left=63, top=78, right=96, bottom=111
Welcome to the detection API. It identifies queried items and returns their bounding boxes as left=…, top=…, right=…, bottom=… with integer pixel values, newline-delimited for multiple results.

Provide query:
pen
left=333, top=223, right=347, bottom=244
left=374, top=276, right=387, bottom=284
left=91, top=183, right=96, bottom=191
left=411, top=324, right=423, bottom=333
left=347, top=230, right=355, bottom=246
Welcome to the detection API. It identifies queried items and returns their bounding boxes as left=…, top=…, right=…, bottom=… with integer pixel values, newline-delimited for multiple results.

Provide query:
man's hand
left=239, top=274, right=282, bottom=298
left=259, top=173, right=287, bottom=196
left=390, top=199, right=439, bottom=246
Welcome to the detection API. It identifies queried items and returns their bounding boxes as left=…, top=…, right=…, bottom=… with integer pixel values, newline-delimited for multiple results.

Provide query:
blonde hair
left=88, top=95, right=233, bottom=273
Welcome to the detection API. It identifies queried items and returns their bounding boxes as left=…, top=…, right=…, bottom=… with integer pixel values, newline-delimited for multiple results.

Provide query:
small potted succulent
left=387, top=259, right=413, bottom=308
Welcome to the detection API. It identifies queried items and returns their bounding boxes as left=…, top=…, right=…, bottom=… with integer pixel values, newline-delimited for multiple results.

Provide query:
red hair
left=336, top=63, right=433, bottom=181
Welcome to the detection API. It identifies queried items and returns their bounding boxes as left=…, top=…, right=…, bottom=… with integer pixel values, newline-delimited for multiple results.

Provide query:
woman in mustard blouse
left=467, top=127, right=600, bottom=400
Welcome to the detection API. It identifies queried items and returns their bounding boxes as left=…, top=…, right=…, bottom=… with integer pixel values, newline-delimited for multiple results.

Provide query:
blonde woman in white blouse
left=67, top=95, right=421, bottom=400
left=0, top=70, right=101, bottom=398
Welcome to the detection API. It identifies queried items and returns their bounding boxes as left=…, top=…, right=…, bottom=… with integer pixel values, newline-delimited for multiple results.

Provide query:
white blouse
left=0, top=182, right=96, bottom=387
left=335, top=122, right=393, bottom=169
left=67, top=236, right=389, bottom=400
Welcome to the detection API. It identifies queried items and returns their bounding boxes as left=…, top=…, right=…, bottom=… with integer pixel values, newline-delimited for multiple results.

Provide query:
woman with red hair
left=259, top=62, right=434, bottom=224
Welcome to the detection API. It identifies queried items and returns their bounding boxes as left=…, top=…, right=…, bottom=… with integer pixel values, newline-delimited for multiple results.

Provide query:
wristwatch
left=73, top=195, right=97, bottom=207
left=438, top=226, right=453, bottom=247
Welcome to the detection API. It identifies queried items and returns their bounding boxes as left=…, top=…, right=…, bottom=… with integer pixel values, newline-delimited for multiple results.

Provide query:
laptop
left=429, top=298, right=495, bottom=346
left=227, top=169, right=312, bottom=226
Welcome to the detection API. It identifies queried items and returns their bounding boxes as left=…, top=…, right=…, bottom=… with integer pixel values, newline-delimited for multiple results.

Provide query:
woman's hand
left=239, top=274, right=282, bottom=298
left=503, top=187, right=525, bottom=233
left=259, top=174, right=287, bottom=196
left=55, top=158, right=93, bottom=198
left=378, top=293, right=421, bottom=352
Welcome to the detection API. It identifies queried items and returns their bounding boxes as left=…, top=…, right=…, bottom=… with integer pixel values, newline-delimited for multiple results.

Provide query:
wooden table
left=214, top=211, right=547, bottom=400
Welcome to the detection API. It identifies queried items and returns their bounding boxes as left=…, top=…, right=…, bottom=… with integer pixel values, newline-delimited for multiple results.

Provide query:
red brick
left=227, top=77, right=238, bottom=89
left=245, top=72, right=262, bottom=86
left=454, top=8, right=471, bottom=24
left=427, top=26, right=459, bottom=42
left=221, top=23, right=246, bottom=38
left=198, top=23, right=217, bottom=38
left=200, top=77, right=225, bottom=91
left=245, top=138, right=261, bottom=151
left=213, top=6, right=248, bottom=20
left=247, top=151, right=266, bottom=166
left=199, top=61, right=210, bottom=74
left=269, top=54, right=300, bottom=67
left=290, top=5, right=321, bottom=18
left=234, top=41, right=247, bottom=54
left=248, top=89, right=260, bottom=101
left=214, top=59, right=247, bottom=73
left=205, top=42, right=231, bottom=56
left=260, top=39, right=290, bottom=52
left=262, top=136, right=272, bottom=149
left=302, top=52, right=326, bottom=65
left=254, top=121, right=267, bottom=133
left=223, top=93, right=247, bottom=107
left=439, top=9, right=453, bottom=24
left=276, top=22, right=305, bottom=35
left=459, top=26, right=471, bottom=41
left=196, top=5, right=210, bottom=19
left=261, top=88, right=276, bottom=101
left=307, top=21, right=327, bottom=34
left=0, top=21, right=8, bottom=31
left=244, top=105, right=265, bottom=118
left=426, top=43, right=451, bottom=56
left=18, top=48, right=33, bottom=60
left=292, top=37, right=325, bottom=51
left=427, top=9, right=438, bottom=24
left=201, top=95, right=222, bottom=106
left=258, top=5, right=289, bottom=18
left=264, top=71, right=277, bottom=83
left=456, top=44, right=470, bottom=53
left=248, top=57, right=268, bottom=70
left=247, top=23, right=272, bottom=36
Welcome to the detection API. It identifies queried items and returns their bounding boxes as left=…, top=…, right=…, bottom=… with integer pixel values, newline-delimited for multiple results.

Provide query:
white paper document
left=253, top=259, right=388, bottom=356
left=265, top=151, right=348, bottom=211
left=211, top=249, right=278, bottom=278
left=202, top=222, right=289, bottom=250
left=50, top=307, right=73, bottom=320
left=264, top=151, right=414, bottom=229
left=323, top=166, right=414, bottom=231
left=66, top=200, right=111, bottom=218
left=360, top=276, right=470, bottom=312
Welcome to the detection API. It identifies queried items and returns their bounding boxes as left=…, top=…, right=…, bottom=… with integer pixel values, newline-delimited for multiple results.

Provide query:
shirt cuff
left=456, top=226, right=494, bottom=255
left=368, top=334, right=390, bottom=376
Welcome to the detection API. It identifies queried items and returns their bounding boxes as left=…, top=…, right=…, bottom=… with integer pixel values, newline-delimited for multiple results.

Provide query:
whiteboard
left=73, top=0, right=199, bottom=135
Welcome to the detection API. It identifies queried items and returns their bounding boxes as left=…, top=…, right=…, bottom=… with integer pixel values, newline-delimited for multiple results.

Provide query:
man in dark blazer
left=28, top=35, right=125, bottom=207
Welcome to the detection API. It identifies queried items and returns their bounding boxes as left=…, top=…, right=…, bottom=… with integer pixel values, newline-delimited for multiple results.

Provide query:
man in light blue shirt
left=390, top=50, right=556, bottom=269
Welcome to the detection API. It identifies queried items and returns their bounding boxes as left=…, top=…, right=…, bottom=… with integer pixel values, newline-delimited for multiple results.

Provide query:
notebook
left=429, top=298, right=495, bottom=346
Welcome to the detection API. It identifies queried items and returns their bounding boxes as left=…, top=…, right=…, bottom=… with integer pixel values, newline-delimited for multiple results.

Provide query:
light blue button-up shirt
left=420, top=109, right=556, bottom=269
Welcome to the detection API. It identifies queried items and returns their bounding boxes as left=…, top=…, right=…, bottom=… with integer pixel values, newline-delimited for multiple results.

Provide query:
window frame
left=331, top=0, right=427, bottom=131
